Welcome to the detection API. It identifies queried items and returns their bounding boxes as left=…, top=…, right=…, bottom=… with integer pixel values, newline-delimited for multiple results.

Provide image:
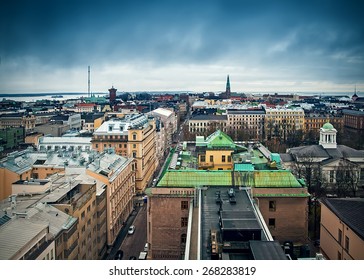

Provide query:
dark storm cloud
left=1, top=0, right=364, bottom=92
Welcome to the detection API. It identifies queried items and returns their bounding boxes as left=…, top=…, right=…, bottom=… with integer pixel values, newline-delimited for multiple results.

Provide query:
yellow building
left=304, top=115, right=343, bottom=133
left=197, top=130, right=235, bottom=170
left=92, top=114, right=156, bottom=193
left=41, top=175, right=98, bottom=260
left=0, top=151, right=33, bottom=200
left=320, top=198, right=364, bottom=260
left=264, top=107, right=304, bottom=139
left=25, top=132, right=43, bottom=146
left=87, top=151, right=136, bottom=247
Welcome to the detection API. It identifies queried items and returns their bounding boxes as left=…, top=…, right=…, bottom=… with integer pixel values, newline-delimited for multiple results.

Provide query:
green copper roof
left=157, top=170, right=232, bottom=187
left=254, top=193, right=309, bottom=197
left=270, top=153, right=281, bottom=164
left=235, top=163, right=254, bottom=171
left=322, top=122, right=334, bottom=130
left=205, top=130, right=235, bottom=149
left=253, top=170, right=303, bottom=188
left=157, top=169, right=305, bottom=190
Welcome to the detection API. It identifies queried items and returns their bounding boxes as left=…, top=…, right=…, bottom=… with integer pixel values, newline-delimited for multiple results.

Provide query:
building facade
left=87, top=151, right=136, bottom=247
left=0, top=114, right=36, bottom=132
left=92, top=114, right=156, bottom=193
left=320, top=198, right=364, bottom=260
left=226, top=109, right=265, bottom=141
left=264, top=107, right=304, bottom=140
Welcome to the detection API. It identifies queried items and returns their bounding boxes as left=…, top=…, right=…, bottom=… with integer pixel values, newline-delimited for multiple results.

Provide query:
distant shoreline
left=0, top=91, right=361, bottom=98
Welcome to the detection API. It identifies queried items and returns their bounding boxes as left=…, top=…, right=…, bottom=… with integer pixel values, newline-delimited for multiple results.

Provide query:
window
left=132, top=133, right=137, bottom=140
left=222, top=155, right=226, bottom=162
left=133, top=144, right=136, bottom=148
left=210, top=155, right=213, bottom=162
left=338, top=229, right=342, bottom=245
left=181, top=217, right=188, bottom=227
left=132, top=151, right=137, bottom=158
left=345, top=236, right=349, bottom=252
left=269, top=201, right=276, bottom=212
left=268, top=218, right=276, bottom=229
left=95, top=144, right=98, bottom=148
left=329, top=170, right=335, bottom=183
left=181, top=234, right=187, bottom=244
left=200, top=155, right=205, bottom=162
left=81, top=211, right=85, bottom=220
left=227, top=155, right=231, bottom=162
left=181, top=201, right=188, bottom=210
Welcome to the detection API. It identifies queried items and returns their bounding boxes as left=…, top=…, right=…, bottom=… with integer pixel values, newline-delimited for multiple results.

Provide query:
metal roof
left=249, top=240, right=288, bottom=260
left=0, top=219, right=49, bottom=260
left=157, top=170, right=232, bottom=187
left=234, top=163, right=254, bottom=171
left=321, top=198, right=364, bottom=240
left=253, top=170, right=303, bottom=188
left=206, top=130, right=236, bottom=149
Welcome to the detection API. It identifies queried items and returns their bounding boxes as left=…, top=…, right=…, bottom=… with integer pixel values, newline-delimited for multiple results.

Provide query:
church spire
left=224, top=74, right=231, bottom=99
left=226, top=75, right=231, bottom=94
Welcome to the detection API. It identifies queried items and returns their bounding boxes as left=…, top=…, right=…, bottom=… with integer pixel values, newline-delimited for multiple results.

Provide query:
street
left=119, top=203, right=147, bottom=260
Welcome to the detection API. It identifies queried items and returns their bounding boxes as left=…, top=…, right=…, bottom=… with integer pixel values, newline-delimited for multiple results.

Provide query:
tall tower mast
left=88, top=66, right=91, bottom=97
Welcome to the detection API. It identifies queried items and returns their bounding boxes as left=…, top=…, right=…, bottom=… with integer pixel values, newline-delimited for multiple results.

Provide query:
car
left=229, top=197, right=236, bottom=204
left=114, top=250, right=123, bottom=260
left=144, top=243, right=149, bottom=252
left=128, top=225, right=135, bottom=235
left=138, top=251, right=148, bottom=260
left=228, top=188, right=235, bottom=197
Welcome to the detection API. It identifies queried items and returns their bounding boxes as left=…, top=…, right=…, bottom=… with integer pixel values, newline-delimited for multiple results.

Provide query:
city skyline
left=1, top=0, right=364, bottom=94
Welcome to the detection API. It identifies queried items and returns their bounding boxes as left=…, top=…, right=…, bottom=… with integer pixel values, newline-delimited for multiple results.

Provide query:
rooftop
left=321, top=198, right=364, bottom=240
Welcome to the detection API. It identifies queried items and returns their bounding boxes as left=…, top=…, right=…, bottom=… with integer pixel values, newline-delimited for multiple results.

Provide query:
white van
left=138, top=251, right=147, bottom=260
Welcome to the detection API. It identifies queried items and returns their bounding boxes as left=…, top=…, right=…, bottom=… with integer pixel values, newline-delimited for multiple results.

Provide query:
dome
left=322, top=122, right=334, bottom=130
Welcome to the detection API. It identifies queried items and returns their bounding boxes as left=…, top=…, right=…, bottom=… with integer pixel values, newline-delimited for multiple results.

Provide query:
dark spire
left=225, top=75, right=231, bottom=98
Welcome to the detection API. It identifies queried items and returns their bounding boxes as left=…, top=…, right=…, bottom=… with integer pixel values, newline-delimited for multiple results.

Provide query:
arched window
left=132, top=133, right=137, bottom=140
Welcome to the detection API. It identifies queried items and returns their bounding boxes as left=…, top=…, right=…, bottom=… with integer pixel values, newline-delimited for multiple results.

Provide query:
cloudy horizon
left=1, top=0, right=363, bottom=94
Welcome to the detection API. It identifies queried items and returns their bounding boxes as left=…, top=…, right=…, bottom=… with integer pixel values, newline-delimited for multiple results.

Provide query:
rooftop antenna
left=88, top=66, right=91, bottom=98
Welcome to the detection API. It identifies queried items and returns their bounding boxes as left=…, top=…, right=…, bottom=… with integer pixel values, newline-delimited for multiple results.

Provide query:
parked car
left=144, top=243, right=149, bottom=252
left=128, top=225, right=135, bottom=235
left=228, top=188, right=235, bottom=197
left=114, top=250, right=123, bottom=260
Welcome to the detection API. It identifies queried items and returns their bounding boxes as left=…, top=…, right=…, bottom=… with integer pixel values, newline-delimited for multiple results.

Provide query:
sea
left=0, top=91, right=362, bottom=102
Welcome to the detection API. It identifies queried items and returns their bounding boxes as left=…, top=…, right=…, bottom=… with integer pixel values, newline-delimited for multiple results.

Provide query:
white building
left=38, top=136, right=92, bottom=152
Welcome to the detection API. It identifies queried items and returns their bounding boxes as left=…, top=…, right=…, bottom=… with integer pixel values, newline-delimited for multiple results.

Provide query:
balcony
left=199, top=162, right=214, bottom=168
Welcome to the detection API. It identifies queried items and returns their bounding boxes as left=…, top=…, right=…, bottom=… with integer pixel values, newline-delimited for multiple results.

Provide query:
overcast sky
left=1, top=0, right=363, bottom=94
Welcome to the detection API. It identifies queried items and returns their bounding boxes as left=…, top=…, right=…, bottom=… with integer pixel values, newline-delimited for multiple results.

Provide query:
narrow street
left=119, top=203, right=148, bottom=260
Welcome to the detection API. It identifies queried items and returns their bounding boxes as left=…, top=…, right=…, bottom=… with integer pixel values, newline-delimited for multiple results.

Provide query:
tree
left=291, top=152, right=322, bottom=195
left=334, top=160, right=360, bottom=197
left=286, top=129, right=304, bottom=148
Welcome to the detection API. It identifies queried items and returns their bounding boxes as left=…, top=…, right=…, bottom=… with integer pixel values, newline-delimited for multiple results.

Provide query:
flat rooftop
left=200, top=186, right=275, bottom=260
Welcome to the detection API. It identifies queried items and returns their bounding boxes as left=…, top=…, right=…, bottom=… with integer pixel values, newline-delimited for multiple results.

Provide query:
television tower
left=88, top=66, right=91, bottom=97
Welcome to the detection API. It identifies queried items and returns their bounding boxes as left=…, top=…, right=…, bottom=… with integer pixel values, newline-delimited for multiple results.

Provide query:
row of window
left=200, top=155, right=232, bottom=163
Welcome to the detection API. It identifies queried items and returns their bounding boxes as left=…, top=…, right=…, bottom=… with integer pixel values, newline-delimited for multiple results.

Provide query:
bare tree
left=334, top=160, right=360, bottom=197
left=291, top=152, right=323, bottom=196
